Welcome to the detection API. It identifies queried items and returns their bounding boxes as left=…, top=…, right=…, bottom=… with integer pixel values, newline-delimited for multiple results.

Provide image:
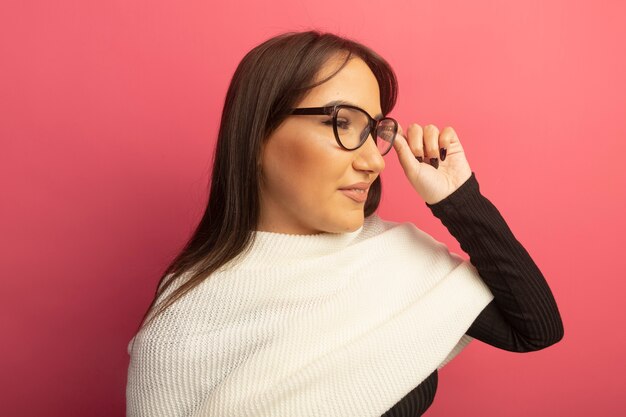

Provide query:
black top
left=380, top=172, right=564, bottom=417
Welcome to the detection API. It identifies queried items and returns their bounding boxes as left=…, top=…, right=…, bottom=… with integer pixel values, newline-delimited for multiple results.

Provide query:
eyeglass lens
left=335, top=107, right=396, bottom=155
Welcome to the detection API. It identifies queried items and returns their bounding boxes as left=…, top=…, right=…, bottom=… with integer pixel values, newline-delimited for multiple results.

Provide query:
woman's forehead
left=304, top=57, right=382, bottom=115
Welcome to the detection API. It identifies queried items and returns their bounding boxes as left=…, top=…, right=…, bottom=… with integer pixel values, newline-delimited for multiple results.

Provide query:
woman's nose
left=353, top=136, right=385, bottom=173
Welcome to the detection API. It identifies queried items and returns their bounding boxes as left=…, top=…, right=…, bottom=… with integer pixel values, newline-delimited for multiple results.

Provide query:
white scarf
left=126, top=214, right=494, bottom=417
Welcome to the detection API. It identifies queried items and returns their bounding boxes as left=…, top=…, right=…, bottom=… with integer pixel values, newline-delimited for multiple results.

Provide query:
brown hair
left=134, top=30, right=399, bottom=333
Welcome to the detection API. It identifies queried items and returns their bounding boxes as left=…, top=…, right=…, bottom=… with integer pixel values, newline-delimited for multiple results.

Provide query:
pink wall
left=2, top=1, right=624, bottom=416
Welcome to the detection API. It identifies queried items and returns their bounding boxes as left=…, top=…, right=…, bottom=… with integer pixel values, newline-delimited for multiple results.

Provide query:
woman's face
left=258, top=55, right=386, bottom=235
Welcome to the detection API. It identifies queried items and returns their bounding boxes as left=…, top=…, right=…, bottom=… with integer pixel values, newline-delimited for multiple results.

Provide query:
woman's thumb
left=392, top=124, right=422, bottom=180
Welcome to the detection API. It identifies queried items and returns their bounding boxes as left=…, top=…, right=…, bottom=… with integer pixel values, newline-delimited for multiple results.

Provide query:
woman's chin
left=335, top=214, right=365, bottom=233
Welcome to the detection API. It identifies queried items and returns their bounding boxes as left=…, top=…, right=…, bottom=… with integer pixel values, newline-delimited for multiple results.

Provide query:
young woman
left=126, top=30, right=564, bottom=417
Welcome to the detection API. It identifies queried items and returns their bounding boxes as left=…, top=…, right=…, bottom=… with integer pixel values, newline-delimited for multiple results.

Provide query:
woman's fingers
left=438, top=126, right=456, bottom=161
left=406, top=123, right=424, bottom=162
left=406, top=123, right=442, bottom=169
left=404, top=123, right=456, bottom=168
left=397, top=122, right=459, bottom=169
left=423, top=124, right=441, bottom=169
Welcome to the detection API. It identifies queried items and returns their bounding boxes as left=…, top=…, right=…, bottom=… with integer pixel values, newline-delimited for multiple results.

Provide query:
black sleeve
left=425, top=172, right=564, bottom=352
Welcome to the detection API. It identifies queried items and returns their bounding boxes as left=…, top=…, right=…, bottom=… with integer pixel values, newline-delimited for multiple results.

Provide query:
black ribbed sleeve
left=426, top=171, right=564, bottom=352
left=381, top=171, right=564, bottom=417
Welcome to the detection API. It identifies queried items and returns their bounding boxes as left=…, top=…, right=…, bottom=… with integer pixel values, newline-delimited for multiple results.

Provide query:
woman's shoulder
left=362, top=213, right=460, bottom=261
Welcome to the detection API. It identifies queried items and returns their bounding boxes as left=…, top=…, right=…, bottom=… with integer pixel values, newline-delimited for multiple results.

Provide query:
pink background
left=2, top=1, right=625, bottom=416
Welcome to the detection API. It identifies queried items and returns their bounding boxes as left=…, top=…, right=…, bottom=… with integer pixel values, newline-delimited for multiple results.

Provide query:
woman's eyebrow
left=323, top=99, right=384, bottom=121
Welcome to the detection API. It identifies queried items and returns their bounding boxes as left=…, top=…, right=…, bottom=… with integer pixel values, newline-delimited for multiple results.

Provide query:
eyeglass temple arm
left=290, top=107, right=334, bottom=115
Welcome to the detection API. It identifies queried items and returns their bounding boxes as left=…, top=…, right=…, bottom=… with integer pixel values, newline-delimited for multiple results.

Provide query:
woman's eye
left=337, top=120, right=350, bottom=129
left=322, top=119, right=350, bottom=129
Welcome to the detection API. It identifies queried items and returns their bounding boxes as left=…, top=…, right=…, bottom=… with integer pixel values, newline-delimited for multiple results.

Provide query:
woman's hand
left=392, top=123, right=473, bottom=205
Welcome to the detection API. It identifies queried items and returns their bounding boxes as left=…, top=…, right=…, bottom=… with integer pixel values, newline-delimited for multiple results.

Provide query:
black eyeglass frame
left=289, top=104, right=398, bottom=156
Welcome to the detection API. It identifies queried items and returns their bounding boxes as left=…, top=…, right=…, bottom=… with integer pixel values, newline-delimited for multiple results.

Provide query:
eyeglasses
left=289, top=104, right=398, bottom=156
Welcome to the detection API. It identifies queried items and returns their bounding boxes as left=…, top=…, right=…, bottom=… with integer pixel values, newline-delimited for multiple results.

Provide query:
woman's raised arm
left=426, top=172, right=564, bottom=352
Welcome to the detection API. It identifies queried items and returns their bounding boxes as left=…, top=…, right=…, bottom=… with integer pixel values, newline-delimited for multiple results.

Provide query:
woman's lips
left=339, top=188, right=368, bottom=203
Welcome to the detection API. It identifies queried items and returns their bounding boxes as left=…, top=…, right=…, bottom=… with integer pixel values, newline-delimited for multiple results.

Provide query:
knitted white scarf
left=126, top=214, right=494, bottom=417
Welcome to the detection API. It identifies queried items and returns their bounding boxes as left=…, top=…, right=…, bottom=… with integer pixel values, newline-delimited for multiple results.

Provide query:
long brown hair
left=134, top=30, right=399, bottom=333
